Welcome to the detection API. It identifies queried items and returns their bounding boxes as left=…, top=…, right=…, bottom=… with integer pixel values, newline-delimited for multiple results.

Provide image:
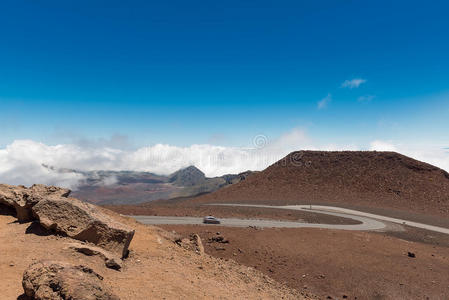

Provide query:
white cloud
left=407, top=147, right=449, bottom=172
left=342, top=78, right=366, bottom=89
left=0, top=142, right=85, bottom=189
left=0, top=133, right=448, bottom=190
left=0, top=129, right=314, bottom=189
left=369, top=140, right=449, bottom=172
left=317, top=93, right=332, bottom=109
left=369, top=140, right=397, bottom=151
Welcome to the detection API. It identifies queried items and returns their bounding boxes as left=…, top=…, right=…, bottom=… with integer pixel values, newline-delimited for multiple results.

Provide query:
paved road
left=212, top=204, right=449, bottom=234
left=284, top=204, right=449, bottom=235
left=133, top=214, right=386, bottom=231
left=132, top=204, right=449, bottom=235
left=132, top=205, right=387, bottom=231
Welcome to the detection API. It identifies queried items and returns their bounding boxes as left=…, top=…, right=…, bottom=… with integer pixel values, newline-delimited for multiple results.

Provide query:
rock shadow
left=25, top=221, right=51, bottom=236
left=0, top=203, right=16, bottom=217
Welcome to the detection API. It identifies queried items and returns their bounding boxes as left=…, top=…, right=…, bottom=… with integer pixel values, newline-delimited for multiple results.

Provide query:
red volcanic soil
left=191, top=151, right=449, bottom=217
left=162, top=225, right=449, bottom=300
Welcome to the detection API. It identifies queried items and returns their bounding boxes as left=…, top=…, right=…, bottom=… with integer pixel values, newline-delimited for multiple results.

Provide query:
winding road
left=132, top=204, right=449, bottom=235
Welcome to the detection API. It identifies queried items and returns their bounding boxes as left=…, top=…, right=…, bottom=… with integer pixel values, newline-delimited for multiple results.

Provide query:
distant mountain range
left=42, top=164, right=255, bottom=205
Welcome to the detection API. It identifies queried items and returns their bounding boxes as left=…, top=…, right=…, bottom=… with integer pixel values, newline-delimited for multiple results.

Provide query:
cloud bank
left=0, top=129, right=313, bottom=189
left=0, top=129, right=448, bottom=190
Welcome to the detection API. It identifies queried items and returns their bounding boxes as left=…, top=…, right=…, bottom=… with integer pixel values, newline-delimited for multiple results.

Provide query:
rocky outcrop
left=0, top=184, right=71, bottom=222
left=32, top=197, right=134, bottom=258
left=0, top=183, right=134, bottom=258
left=22, top=260, right=119, bottom=300
left=67, top=242, right=122, bottom=270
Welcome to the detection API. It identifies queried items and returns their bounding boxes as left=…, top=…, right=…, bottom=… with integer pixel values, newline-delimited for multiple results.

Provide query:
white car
left=203, top=216, right=221, bottom=224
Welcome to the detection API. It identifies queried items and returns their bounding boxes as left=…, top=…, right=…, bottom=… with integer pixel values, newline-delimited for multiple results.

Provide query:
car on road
left=203, top=216, right=221, bottom=224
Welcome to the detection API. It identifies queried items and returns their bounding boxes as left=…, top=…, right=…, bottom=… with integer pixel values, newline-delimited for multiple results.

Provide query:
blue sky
left=1, top=0, right=448, bottom=150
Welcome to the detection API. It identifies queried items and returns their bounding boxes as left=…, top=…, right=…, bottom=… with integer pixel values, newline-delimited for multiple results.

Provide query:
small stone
left=105, top=258, right=121, bottom=271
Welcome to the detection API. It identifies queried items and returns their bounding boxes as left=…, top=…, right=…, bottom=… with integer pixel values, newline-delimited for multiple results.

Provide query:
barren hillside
left=193, top=151, right=449, bottom=217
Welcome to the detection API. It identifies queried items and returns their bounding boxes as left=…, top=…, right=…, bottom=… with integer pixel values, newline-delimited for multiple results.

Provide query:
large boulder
left=22, top=260, right=119, bottom=300
left=0, top=183, right=134, bottom=258
left=0, top=184, right=71, bottom=222
left=32, top=197, right=134, bottom=258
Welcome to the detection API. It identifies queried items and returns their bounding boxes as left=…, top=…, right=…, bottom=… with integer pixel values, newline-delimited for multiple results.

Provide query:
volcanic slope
left=0, top=202, right=308, bottom=300
left=192, top=151, right=449, bottom=217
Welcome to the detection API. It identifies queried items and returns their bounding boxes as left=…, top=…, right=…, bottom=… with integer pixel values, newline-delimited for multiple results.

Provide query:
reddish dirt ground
left=161, top=225, right=449, bottom=300
left=104, top=151, right=449, bottom=299
left=0, top=205, right=308, bottom=300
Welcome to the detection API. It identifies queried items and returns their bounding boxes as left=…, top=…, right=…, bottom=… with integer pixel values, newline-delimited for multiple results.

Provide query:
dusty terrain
left=161, top=224, right=449, bottom=300
left=102, top=151, right=449, bottom=299
left=0, top=204, right=309, bottom=300
left=23, top=151, right=448, bottom=299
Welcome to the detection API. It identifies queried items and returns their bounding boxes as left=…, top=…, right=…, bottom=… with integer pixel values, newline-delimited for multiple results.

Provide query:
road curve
left=211, top=204, right=449, bottom=235
left=132, top=204, right=449, bottom=235
left=132, top=206, right=387, bottom=231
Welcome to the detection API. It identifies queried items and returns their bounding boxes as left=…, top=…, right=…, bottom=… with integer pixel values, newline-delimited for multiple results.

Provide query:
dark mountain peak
left=220, top=170, right=257, bottom=184
left=182, top=165, right=204, bottom=173
left=169, top=166, right=206, bottom=186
